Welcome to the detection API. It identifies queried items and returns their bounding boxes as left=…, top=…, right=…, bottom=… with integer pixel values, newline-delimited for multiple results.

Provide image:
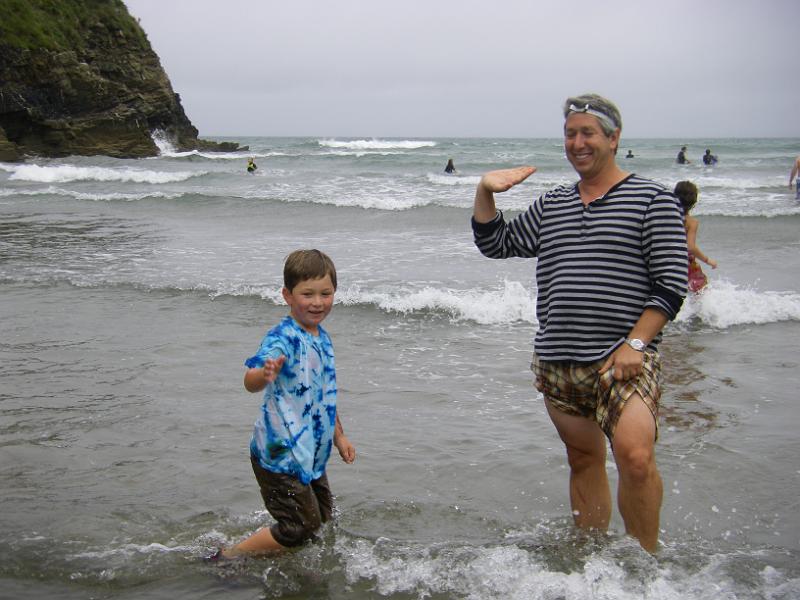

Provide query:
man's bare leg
left=612, top=394, right=662, bottom=553
left=545, top=399, right=612, bottom=531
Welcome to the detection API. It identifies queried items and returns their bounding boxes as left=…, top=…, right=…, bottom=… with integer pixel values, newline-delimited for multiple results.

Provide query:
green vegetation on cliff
left=0, top=0, right=146, bottom=52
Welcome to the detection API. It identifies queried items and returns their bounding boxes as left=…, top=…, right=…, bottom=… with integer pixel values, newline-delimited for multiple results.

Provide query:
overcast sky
left=123, top=0, right=797, bottom=139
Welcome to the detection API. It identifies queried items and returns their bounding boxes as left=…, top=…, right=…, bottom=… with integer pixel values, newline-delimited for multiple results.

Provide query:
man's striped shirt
left=472, top=174, right=688, bottom=362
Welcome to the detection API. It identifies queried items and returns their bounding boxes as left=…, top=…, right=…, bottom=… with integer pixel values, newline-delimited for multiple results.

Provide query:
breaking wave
left=3, top=163, right=203, bottom=184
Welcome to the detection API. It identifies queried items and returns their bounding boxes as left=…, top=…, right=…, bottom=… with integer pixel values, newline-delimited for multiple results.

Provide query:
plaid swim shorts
left=531, top=350, right=662, bottom=441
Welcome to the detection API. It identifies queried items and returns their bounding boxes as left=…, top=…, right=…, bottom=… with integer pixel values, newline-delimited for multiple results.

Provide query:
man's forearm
left=628, top=307, right=669, bottom=345
left=473, top=182, right=497, bottom=224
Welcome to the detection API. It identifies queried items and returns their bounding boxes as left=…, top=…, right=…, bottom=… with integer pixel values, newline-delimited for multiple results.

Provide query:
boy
left=214, top=249, right=355, bottom=559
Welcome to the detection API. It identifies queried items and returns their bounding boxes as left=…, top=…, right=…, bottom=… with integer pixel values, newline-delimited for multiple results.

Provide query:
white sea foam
left=686, top=174, right=785, bottom=190
left=318, top=138, right=436, bottom=151
left=147, top=147, right=285, bottom=161
left=336, top=279, right=800, bottom=327
left=203, top=280, right=536, bottom=324
left=150, top=129, right=178, bottom=155
left=338, top=536, right=800, bottom=600
left=10, top=261, right=799, bottom=329
left=69, top=190, right=184, bottom=202
left=321, top=149, right=410, bottom=157
left=0, top=185, right=182, bottom=201
left=242, top=185, right=435, bottom=211
left=5, top=164, right=203, bottom=184
left=426, top=173, right=482, bottom=186
left=150, top=129, right=285, bottom=160
left=676, top=280, right=800, bottom=327
left=698, top=202, right=800, bottom=218
left=340, top=281, right=537, bottom=325
left=28, top=266, right=800, bottom=328
left=73, top=542, right=194, bottom=559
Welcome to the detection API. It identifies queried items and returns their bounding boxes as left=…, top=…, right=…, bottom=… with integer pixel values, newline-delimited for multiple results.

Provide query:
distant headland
left=0, top=0, right=246, bottom=161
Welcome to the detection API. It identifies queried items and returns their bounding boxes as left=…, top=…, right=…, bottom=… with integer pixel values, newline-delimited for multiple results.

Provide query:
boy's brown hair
left=283, top=249, right=337, bottom=291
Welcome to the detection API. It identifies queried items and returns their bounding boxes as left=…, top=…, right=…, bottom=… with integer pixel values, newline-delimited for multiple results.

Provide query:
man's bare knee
left=615, top=444, right=656, bottom=484
left=565, top=443, right=606, bottom=473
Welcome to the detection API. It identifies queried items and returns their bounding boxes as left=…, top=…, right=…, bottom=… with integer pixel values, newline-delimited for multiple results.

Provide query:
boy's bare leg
left=612, top=394, right=662, bottom=553
left=223, top=527, right=285, bottom=558
left=545, top=400, right=612, bottom=531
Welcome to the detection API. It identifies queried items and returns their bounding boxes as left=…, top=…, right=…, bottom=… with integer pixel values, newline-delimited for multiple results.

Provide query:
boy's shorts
left=531, top=350, right=662, bottom=441
left=250, top=456, right=333, bottom=548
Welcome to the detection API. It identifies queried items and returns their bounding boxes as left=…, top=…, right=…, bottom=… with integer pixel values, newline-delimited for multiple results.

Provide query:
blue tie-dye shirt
left=244, top=316, right=337, bottom=485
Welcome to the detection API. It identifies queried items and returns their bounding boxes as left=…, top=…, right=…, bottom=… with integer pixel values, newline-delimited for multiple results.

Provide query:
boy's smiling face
left=282, top=274, right=335, bottom=335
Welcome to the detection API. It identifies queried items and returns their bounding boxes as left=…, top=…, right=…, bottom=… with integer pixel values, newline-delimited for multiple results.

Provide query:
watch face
left=628, top=338, right=645, bottom=351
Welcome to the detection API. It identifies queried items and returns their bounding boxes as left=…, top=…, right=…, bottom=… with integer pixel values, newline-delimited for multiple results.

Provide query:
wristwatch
left=625, top=338, right=646, bottom=352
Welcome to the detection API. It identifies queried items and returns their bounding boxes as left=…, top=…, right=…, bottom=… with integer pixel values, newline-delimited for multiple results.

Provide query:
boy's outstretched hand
left=262, top=355, right=286, bottom=383
left=335, top=435, right=356, bottom=464
left=244, top=355, right=286, bottom=393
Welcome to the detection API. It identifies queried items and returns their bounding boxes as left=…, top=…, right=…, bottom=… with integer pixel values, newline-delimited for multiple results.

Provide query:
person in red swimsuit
left=673, top=181, right=718, bottom=293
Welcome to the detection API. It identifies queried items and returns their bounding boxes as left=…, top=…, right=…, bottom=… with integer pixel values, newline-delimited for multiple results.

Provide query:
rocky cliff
left=0, top=0, right=243, bottom=161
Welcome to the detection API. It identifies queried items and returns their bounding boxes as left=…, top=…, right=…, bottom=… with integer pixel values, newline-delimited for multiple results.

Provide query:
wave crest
left=676, top=279, right=800, bottom=327
left=5, top=164, right=204, bottom=184
left=318, top=139, right=436, bottom=151
left=337, top=280, right=536, bottom=325
left=427, top=173, right=482, bottom=186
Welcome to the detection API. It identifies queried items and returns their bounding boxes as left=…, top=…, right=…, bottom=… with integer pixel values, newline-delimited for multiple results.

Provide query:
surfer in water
left=673, top=181, right=717, bottom=293
left=444, top=158, right=457, bottom=174
left=247, top=157, right=257, bottom=173
left=702, top=149, right=718, bottom=166
left=676, top=146, right=690, bottom=165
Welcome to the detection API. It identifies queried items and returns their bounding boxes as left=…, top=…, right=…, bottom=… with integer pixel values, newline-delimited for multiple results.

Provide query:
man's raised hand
left=480, top=166, right=536, bottom=193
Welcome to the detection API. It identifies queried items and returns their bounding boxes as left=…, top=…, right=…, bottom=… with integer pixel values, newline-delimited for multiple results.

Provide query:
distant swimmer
left=790, top=155, right=800, bottom=199
left=444, top=158, right=457, bottom=174
left=674, top=180, right=717, bottom=293
left=702, top=149, right=718, bottom=166
left=676, top=146, right=690, bottom=165
left=247, top=157, right=257, bottom=173
left=625, top=150, right=634, bottom=158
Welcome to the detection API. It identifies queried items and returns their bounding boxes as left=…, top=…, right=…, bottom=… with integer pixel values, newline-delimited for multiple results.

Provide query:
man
left=676, top=146, right=690, bottom=164
left=702, top=149, right=718, bottom=166
left=471, top=93, right=687, bottom=553
left=790, top=156, right=800, bottom=200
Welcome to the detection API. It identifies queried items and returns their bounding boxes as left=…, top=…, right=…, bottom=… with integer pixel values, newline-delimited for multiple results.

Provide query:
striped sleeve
left=471, top=195, right=545, bottom=259
left=642, top=189, right=688, bottom=319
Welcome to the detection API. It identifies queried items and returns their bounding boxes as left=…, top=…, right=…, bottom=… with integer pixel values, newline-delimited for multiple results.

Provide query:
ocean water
left=1, top=136, right=799, bottom=600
